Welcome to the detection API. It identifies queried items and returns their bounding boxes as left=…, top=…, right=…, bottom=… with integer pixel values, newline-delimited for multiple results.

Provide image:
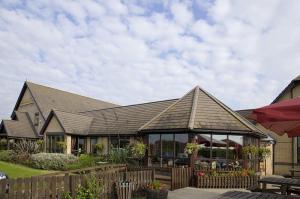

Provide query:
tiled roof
left=82, top=99, right=177, bottom=135
left=52, top=110, right=94, bottom=135
left=140, top=86, right=266, bottom=137
left=15, top=82, right=119, bottom=120
left=1, top=111, right=37, bottom=138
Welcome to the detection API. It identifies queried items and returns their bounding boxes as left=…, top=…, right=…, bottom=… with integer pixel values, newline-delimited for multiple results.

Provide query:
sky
left=0, top=0, right=300, bottom=119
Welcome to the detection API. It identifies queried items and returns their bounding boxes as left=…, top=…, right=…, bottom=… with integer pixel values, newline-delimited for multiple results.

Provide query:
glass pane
left=149, top=134, right=160, bottom=166
left=212, top=134, right=227, bottom=169
left=161, top=134, right=174, bottom=166
left=110, top=137, right=119, bottom=148
left=78, top=137, right=86, bottom=153
left=119, top=137, right=130, bottom=148
left=90, top=138, right=97, bottom=154
left=174, top=134, right=188, bottom=166
left=227, top=135, right=243, bottom=169
left=195, top=134, right=211, bottom=169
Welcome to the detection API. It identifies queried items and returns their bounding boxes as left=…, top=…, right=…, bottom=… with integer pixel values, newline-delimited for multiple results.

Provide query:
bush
left=66, top=154, right=105, bottom=170
left=0, top=139, right=7, bottom=150
left=31, top=153, right=78, bottom=170
left=109, top=148, right=129, bottom=164
left=0, top=150, right=13, bottom=162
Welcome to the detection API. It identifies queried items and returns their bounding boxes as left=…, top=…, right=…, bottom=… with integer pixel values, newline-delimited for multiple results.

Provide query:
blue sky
left=0, top=0, right=300, bottom=119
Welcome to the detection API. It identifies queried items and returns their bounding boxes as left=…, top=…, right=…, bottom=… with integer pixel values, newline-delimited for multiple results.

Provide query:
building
left=0, top=81, right=267, bottom=168
left=239, top=75, right=300, bottom=175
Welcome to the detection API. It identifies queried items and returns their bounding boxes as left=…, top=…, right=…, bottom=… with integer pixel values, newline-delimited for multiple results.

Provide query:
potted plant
left=145, top=181, right=168, bottom=199
left=95, top=143, right=104, bottom=155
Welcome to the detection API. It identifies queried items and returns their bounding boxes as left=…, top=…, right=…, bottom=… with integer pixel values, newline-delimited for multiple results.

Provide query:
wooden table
left=217, top=190, right=300, bottom=199
left=259, top=177, right=300, bottom=195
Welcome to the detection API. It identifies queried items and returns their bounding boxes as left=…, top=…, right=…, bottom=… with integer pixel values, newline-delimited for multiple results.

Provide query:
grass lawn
left=0, top=161, right=52, bottom=179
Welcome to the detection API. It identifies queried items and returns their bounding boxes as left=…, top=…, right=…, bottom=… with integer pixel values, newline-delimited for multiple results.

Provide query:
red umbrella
left=251, top=97, right=300, bottom=137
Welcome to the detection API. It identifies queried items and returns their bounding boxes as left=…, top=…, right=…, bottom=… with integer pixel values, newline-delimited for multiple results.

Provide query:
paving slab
left=168, top=187, right=249, bottom=199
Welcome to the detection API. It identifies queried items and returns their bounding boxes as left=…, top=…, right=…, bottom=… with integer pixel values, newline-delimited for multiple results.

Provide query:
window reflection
left=161, top=134, right=174, bottom=166
left=174, top=134, right=188, bottom=166
left=149, top=134, right=160, bottom=166
left=227, top=135, right=243, bottom=169
left=212, top=134, right=227, bottom=169
left=195, top=134, right=211, bottom=169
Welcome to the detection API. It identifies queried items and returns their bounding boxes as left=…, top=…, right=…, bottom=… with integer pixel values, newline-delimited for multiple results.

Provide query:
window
left=46, top=135, right=64, bottom=153
left=174, top=134, right=188, bottom=166
left=90, top=137, right=97, bottom=154
left=227, top=135, right=243, bottom=169
left=161, top=134, right=174, bottom=166
left=109, top=137, right=130, bottom=149
left=34, top=112, right=39, bottom=126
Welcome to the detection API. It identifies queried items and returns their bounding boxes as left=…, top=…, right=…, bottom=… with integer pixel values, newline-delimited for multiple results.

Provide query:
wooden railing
left=0, top=169, right=154, bottom=199
left=171, top=167, right=193, bottom=190
left=196, top=175, right=260, bottom=189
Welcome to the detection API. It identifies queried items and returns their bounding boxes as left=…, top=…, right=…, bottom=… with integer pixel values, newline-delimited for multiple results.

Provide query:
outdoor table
left=290, top=169, right=300, bottom=178
left=216, top=190, right=300, bottom=199
left=259, top=177, right=300, bottom=195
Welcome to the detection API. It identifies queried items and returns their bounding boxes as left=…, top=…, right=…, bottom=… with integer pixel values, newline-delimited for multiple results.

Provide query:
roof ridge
left=198, top=86, right=261, bottom=133
left=26, top=81, right=119, bottom=106
left=188, top=86, right=199, bottom=129
left=139, top=88, right=195, bottom=131
left=80, top=98, right=178, bottom=113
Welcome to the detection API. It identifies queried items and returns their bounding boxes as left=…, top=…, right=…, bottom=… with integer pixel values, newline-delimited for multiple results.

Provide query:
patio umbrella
left=251, top=97, right=300, bottom=137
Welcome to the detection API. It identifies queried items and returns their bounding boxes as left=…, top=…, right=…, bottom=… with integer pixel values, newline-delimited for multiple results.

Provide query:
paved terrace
left=168, top=187, right=249, bottom=199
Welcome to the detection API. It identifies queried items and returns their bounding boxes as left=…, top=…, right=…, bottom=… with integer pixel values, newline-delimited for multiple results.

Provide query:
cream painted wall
left=273, top=82, right=300, bottom=175
left=17, top=88, right=45, bottom=133
left=66, top=135, right=72, bottom=154
left=44, top=116, right=64, bottom=133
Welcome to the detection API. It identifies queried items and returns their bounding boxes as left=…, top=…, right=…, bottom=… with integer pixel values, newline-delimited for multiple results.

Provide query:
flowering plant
left=196, top=171, right=205, bottom=177
left=146, top=180, right=162, bottom=190
left=184, top=143, right=200, bottom=154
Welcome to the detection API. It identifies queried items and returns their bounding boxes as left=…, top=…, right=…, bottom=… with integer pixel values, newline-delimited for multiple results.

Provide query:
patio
left=168, top=187, right=249, bottom=199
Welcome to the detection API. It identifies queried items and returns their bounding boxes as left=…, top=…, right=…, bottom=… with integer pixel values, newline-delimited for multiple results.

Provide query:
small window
left=34, top=112, right=39, bottom=126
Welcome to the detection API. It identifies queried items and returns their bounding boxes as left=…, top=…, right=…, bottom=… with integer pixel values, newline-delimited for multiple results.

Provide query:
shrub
left=0, top=139, right=7, bottom=150
left=109, top=147, right=129, bottom=164
left=95, top=143, right=104, bottom=154
left=11, top=139, right=41, bottom=164
left=0, top=150, right=13, bottom=162
left=66, top=154, right=104, bottom=170
left=31, top=153, right=78, bottom=170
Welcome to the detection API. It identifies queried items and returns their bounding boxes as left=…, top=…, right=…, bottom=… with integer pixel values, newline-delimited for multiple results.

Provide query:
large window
left=71, top=137, right=87, bottom=154
left=174, top=134, right=188, bottom=166
left=110, top=137, right=130, bottom=149
left=147, top=133, right=258, bottom=169
left=149, top=134, right=160, bottom=166
left=47, top=135, right=64, bottom=153
left=90, top=137, right=97, bottom=154
left=161, top=134, right=174, bottom=166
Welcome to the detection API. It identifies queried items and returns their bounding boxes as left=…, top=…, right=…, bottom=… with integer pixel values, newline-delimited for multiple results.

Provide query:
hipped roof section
left=139, top=86, right=266, bottom=137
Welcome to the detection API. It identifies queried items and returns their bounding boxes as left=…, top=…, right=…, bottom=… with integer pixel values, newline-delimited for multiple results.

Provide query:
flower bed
left=195, top=169, right=260, bottom=189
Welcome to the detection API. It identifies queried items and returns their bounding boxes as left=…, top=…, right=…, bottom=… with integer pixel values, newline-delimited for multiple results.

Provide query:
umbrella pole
left=292, top=137, right=295, bottom=169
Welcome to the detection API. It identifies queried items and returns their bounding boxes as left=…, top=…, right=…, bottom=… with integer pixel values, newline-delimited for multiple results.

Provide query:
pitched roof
left=0, top=111, right=37, bottom=138
left=13, top=82, right=119, bottom=120
left=272, top=75, right=300, bottom=104
left=140, top=86, right=266, bottom=137
left=82, top=99, right=177, bottom=135
left=44, top=110, right=94, bottom=135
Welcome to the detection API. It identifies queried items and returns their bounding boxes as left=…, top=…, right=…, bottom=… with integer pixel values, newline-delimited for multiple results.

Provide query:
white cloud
left=0, top=0, right=300, bottom=119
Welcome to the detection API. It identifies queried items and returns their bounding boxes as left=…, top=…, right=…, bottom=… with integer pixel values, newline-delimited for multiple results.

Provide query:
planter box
left=196, top=175, right=260, bottom=189
left=145, top=189, right=168, bottom=199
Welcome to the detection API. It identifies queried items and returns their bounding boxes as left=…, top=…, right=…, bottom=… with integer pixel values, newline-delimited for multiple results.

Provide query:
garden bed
left=196, top=175, right=260, bottom=189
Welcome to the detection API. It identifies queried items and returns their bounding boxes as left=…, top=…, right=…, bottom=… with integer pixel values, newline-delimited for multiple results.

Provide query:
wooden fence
left=0, top=170, right=154, bottom=199
left=171, top=167, right=192, bottom=190
left=196, top=175, right=260, bottom=189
